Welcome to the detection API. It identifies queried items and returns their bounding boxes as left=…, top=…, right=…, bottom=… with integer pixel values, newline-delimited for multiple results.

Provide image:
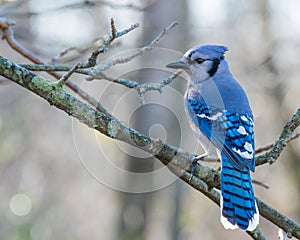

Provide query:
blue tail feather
left=221, top=155, right=259, bottom=231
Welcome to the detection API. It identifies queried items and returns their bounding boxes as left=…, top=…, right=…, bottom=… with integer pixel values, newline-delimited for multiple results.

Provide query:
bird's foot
left=189, top=154, right=207, bottom=181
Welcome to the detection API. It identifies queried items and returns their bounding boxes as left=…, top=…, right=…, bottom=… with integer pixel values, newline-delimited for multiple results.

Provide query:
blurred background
left=0, top=0, right=300, bottom=239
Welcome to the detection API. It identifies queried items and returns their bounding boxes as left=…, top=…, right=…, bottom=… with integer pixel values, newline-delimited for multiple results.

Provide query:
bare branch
left=14, top=65, right=300, bottom=167
left=0, top=56, right=299, bottom=239
left=15, top=57, right=300, bottom=169
left=52, top=46, right=77, bottom=64
left=255, top=133, right=300, bottom=155
left=20, top=63, right=181, bottom=90
left=252, top=180, right=269, bottom=189
left=20, top=63, right=181, bottom=105
left=257, top=198, right=300, bottom=239
left=167, top=164, right=267, bottom=240
left=15, top=20, right=179, bottom=105
left=136, top=70, right=182, bottom=104
left=87, top=68, right=182, bottom=104
left=19, top=69, right=180, bottom=107
left=0, top=17, right=138, bottom=119
left=110, top=18, right=117, bottom=39
left=96, top=21, right=178, bottom=72
left=57, top=62, right=83, bottom=85
left=256, top=108, right=300, bottom=166
left=51, top=36, right=121, bottom=64
left=84, top=20, right=139, bottom=67
left=19, top=64, right=87, bottom=73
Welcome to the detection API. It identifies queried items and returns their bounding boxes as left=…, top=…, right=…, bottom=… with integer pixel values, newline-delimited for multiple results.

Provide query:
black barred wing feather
left=187, top=99, right=255, bottom=171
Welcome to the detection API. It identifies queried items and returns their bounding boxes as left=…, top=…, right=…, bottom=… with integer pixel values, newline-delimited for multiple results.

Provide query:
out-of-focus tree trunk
left=116, top=1, right=188, bottom=239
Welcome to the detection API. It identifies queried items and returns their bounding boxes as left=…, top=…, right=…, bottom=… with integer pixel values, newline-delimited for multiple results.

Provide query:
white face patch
left=184, top=49, right=192, bottom=58
left=237, top=126, right=247, bottom=135
left=197, top=112, right=223, bottom=121
left=184, top=48, right=206, bottom=59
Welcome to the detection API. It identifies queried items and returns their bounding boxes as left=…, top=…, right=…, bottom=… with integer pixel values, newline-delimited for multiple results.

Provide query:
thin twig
left=86, top=70, right=139, bottom=87
left=57, top=62, right=82, bottom=85
left=255, top=133, right=300, bottom=155
left=0, top=17, right=138, bottom=118
left=14, top=20, right=179, bottom=104
left=0, top=16, right=112, bottom=117
left=110, top=18, right=117, bottom=39
left=21, top=63, right=181, bottom=104
left=84, top=20, right=139, bottom=67
left=256, top=108, right=300, bottom=166
left=19, top=41, right=299, bottom=167
left=97, top=21, right=178, bottom=72
left=256, top=198, right=300, bottom=239
left=136, top=70, right=182, bottom=104
left=87, top=69, right=182, bottom=104
left=252, top=180, right=269, bottom=189
left=52, top=46, right=77, bottom=64
left=51, top=36, right=121, bottom=64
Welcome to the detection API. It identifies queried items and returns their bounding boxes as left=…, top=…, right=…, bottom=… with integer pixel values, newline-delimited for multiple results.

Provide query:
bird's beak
left=166, top=58, right=189, bottom=69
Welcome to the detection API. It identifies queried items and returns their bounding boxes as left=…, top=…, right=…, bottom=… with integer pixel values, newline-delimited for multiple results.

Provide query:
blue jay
left=166, top=45, right=259, bottom=231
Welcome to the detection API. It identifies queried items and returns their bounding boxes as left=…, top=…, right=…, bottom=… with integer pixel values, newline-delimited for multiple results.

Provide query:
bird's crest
left=185, top=45, right=228, bottom=60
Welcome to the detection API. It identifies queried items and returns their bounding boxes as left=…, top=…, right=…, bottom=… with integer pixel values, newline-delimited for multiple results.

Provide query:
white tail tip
left=220, top=195, right=259, bottom=231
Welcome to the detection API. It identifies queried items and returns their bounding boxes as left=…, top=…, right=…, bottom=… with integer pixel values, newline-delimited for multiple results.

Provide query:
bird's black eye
left=195, top=58, right=206, bottom=64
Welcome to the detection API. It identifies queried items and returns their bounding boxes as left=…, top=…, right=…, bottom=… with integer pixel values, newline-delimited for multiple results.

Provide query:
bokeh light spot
left=9, top=193, right=32, bottom=216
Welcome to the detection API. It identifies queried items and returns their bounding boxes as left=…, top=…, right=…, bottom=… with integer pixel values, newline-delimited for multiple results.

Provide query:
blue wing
left=186, top=99, right=255, bottom=172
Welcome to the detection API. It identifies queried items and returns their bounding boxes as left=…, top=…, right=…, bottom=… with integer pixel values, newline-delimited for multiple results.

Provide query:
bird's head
left=166, top=45, right=228, bottom=83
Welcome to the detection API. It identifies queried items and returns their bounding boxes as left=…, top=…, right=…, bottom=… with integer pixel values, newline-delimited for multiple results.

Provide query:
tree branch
left=167, top=164, right=267, bottom=239
left=1, top=56, right=299, bottom=239
left=18, top=21, right=181, bottom=104
left=19, top=63, right=181, bottom=104
left=19, top=22, right=178, bottom=74
left=0, top=17, right=138, bottom=119
left=83, top=18, right=139, bottom=67
left=256, top=108, right=300, bottom=166
left=57, top=62, right=83, bottom=85
left=255, top=133, right=300, bottom=155
left=94, top=21, right=178, bottom=72
left=0, top=17, right=110, bottom=117
left=257, top=199, right=300, bottom=238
